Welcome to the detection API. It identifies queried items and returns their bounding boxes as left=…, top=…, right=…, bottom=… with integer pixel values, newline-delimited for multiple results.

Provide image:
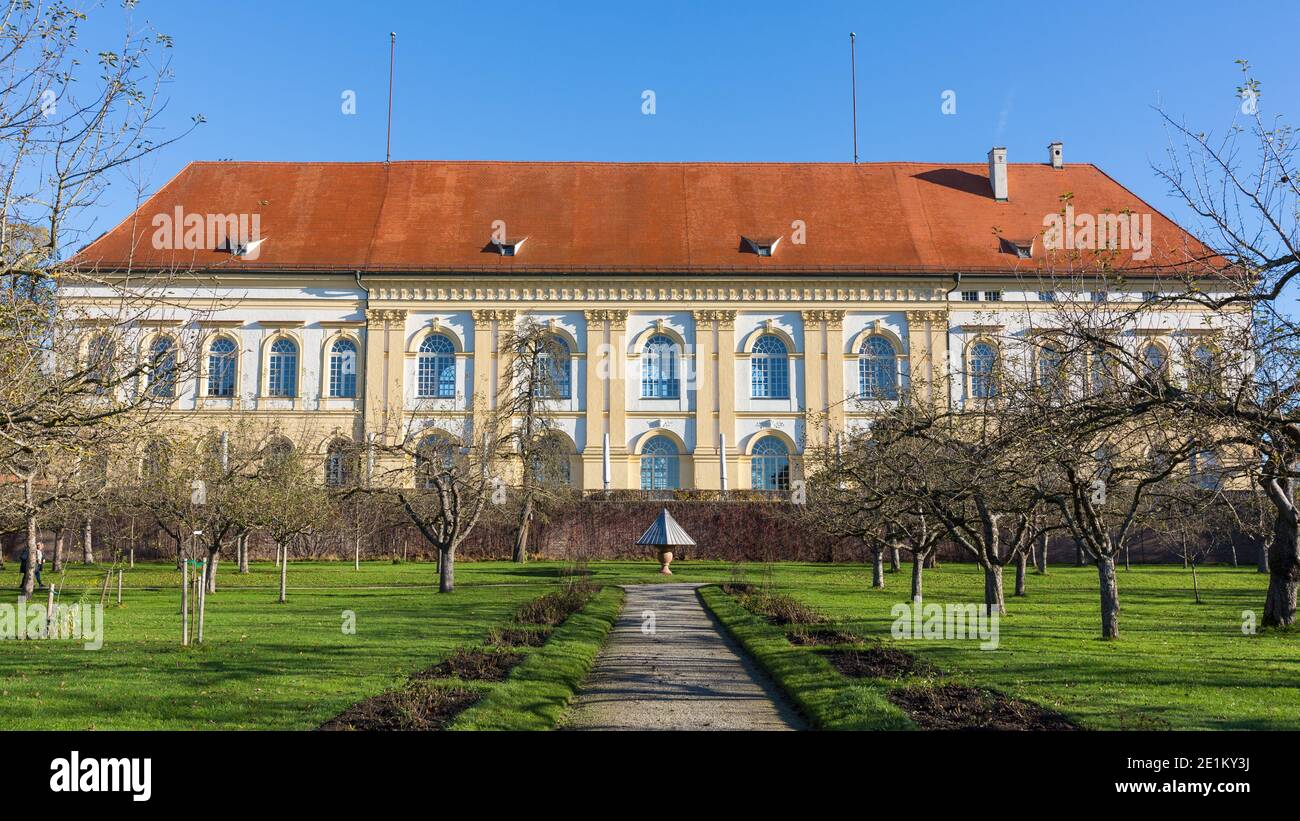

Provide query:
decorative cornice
left=583, top=309, right=628, bottom=330
left=367, top=279, right=948, bottom=304
left=365, top=309, right=406, bottom=325
left=801, top=309, right=844, bottom=329
left=692, top=309, right=736, bottom=330
left=906, top=309, right=948, bottom=324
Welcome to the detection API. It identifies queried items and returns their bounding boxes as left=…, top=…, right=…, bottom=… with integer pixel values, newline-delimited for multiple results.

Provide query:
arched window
left=417, top=334, right=456, bottom=398
left=640, top=436, right=680, bottom=491
left=1141, top=343, right=1166, bottom=377
left=141, top=439, right=170, bottom=482
left=751, top=335, right=789, bottom=399
left=207, top=337, right=237, bottom=397
left=1189, top=345, right=1217, bottom=392
left=148, top=337, right=177, bottom=399
left=324, top=439, right=357, bottom=487
left=264, top=436, right=294, bottom=471
left=969, top=342, right=998, bottom=399
left=267, top=337, right=298, bottom=397
left=415, top=433, right=456, bottom=489
left=531, top=433, right=573, bottom=486
left=87, top=334, right=114, bottom=393
left=537, top=337, right=571, bottom=400
left=1190, top=449, right=1221, bottom=491
left=328, top=338, right=358, bottom=398
left=1089, top=346, right=1115, bottom=395
left=751, top=437, right=791, bottom=491
left=641, top=334, right=680, bottom=398
left=1038, top=343, right=1064, bottom=398
left=858, top=336, right=898, bottom=400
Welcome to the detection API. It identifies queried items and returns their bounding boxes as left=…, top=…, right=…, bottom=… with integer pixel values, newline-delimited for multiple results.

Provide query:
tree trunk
left=82, top=519, right=93, bottom=563
left=275, top=542, right=281, bottom=568
left=1014, top=550, right=1028, bottom=596
left=21, top=512, right=38, bottom=598
left=983, top=564, right=1005, bottom=615
left=889, top=546, right=900, bottom=572
left=53, top=530, right=64, bottom=573
left=1257, top=540, right=1270, bottom=573
left=238, top=532, right=250, bottom=574
left=512, top=496, right=533, bottom=564
left=910, top=553, right=923, bottom=602
left=871, top=548, right=885, bottom=589
left=354, top=532, right=361, bottom=570
left=206, top=545, right=219, bottom=594
left=1075, top=543, right=1085, bottom=567
left=278, top=542, right=288, bottom=603
left=1097, top=555, right=1121, bottom=639
left=1191, top=562, right=1201, bottom=604
left=1035, top=533, right=1047, bottom=574
left=439, top=546, right=455, bottom=593
left=1263, top=511, right=1298, bottom=627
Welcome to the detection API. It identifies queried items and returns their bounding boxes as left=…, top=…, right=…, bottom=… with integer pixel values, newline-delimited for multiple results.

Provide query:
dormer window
left=741, top=236, right=781, bottom=257
left=488, top=236, right=527, bottom=256
left=1000, top=237, right=1033, bottom=259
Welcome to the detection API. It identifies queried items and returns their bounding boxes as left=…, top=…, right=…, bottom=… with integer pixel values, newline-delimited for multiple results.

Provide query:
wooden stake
left=181, top=559, right=189, bottom=646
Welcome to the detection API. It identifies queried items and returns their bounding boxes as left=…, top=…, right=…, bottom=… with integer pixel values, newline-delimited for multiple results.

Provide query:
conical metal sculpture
left=636, top=508, right=696, bottom=575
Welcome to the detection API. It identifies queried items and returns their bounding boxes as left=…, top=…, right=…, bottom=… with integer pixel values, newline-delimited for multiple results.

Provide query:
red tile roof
left=68, top=160, right=1215, bottom=276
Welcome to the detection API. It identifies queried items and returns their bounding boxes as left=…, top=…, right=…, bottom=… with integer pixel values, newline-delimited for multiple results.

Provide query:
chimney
left=987, top=147, right=1008, bottom=201
left=1048, top=141, right=1064, bottom=169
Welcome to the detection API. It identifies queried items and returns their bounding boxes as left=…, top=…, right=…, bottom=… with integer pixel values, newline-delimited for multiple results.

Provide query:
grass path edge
left=449, top=586, right=625, bottom=730
left=698, top=585, right=914, bottom=731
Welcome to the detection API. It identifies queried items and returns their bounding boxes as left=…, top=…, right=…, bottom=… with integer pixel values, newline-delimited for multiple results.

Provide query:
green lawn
left=0, top=559, right=1294, bottom=730
left=702, top=563, right=1300, bottom=730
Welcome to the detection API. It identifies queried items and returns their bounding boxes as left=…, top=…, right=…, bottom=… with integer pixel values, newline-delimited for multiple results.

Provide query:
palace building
left=66, top=145, right=1217, bottom=492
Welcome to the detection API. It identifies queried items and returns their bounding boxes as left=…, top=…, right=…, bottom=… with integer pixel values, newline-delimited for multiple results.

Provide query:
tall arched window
left=1038, top=343, right=1064, bottom=398
left=751, top=335, right=789, bottom=399
left=1089, top=346, right=1114, bottom=395
left=858, top=336, right=898, bottom=400
left=87, top=334, right=114, bottom=393
left=264, top=436, right=294, bottom=470
left=267, top=337, right=298, bottom=397
left=141, top=439, right=170, bottom=482
left=415, top=433, right=456, bottom=489
left=751, top=437, right=791, bottom=491
left=207, top=337, right=237, bottom=397
left=640, top=436, right=679, bottom=491
left=1190, top=449, right=1221, bottom=490
left=1141, top=343, right=1167, bottom=377
left=417, top=334, right=456, bottom=398
left=969, top=342, right=998, bottom=399
left=324, top=439, right=357, bottom=487
left=1189, top=345, right=1216, bottom=392
left=328, top=338, right=358, bottom=398
left=148, top=337, right=177, bottom=399
left=537, top=337, right=571, bottom=400
left=641, top=334, right=680, bottom=398
left=532, top=433, right=573, bottom=486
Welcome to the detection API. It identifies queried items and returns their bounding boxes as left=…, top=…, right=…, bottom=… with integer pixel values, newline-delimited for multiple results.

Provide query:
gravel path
left=563, top=584, right=804, bottom=731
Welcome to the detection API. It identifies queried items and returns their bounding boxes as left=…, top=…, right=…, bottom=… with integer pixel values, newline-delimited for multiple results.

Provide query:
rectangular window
left=1091, top=291, right=1108, bottom=303
left=960, top=291, right=979, bottom=302
left=1038, top=291, right=1056, bottom=302
left=268, top=355, right=297, bottom=397
left=751, top=357, right=789, bottom=399
left=984, top=291, right=1002, bottom=302
left=1142, top=290, right=1159, bottom=302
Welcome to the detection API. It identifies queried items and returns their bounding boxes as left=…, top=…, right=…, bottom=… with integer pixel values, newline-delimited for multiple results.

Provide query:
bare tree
left=497, top=318, right=573, bottom=563
left=379, top=417, right=495, bottom=593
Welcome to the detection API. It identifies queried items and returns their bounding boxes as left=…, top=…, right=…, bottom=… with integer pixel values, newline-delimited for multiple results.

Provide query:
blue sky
left=76, top=0, right=1298, bottom=245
